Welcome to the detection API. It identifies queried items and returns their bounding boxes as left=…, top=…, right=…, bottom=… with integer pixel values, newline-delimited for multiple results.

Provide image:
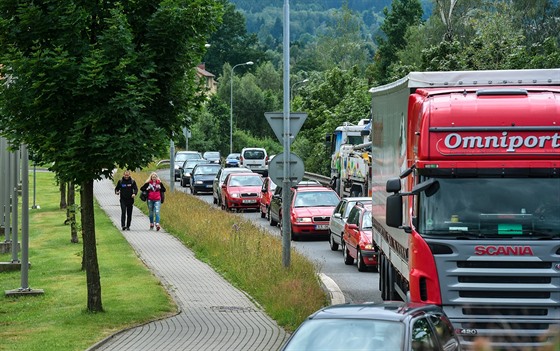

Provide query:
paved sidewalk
left=88, top=178, right=290, bottom=351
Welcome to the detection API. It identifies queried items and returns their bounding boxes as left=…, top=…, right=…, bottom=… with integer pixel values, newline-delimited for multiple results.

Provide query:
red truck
left=369, top=69, right=560, bottom=350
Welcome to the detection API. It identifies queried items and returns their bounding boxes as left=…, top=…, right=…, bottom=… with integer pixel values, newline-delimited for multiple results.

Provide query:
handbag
left=139, top=190, right=148, bottom=202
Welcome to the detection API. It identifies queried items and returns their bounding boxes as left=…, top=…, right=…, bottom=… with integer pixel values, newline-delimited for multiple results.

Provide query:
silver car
left=328, top=197, right=371, bottom=251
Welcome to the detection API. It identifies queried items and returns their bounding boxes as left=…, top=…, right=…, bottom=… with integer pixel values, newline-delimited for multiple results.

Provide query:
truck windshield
left=418, top=177, right=560, bottom=238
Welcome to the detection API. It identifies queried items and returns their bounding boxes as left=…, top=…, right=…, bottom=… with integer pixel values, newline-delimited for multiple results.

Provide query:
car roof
left=308, top=302, right=443, bottom=323
left=221, top=167, right=251, bottom=174
left=229, top=172, right=261, bottom=177
left=293, top=185, right=333, bottom=192
left=342, top=196, right=372, bottom=202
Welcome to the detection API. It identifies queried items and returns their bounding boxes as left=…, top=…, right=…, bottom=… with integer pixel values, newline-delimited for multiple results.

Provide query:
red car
left=269, top=183, right=340, bottom=240
left=258, top=177, right=278, bottom=219
left=342, top=202, right=379, bottom=272
left=220, top=172, right=263, bottom=212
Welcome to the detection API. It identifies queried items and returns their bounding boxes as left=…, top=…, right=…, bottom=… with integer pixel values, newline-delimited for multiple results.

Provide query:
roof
left=308, top=302, right=443, bottom=323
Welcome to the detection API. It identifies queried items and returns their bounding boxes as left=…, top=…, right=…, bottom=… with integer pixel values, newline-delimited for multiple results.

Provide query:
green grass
left=0, top=171, right=177, bottom=351
left=0, top=168, right=327, bottom=351
left=132, top=169, right=328, bottom=330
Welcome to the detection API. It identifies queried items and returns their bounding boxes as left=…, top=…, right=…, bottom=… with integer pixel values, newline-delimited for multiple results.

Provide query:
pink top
left=146, top=180, right=163, bottom=201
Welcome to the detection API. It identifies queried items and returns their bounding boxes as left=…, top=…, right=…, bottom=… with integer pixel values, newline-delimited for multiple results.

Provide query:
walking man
left=115, top=170, right=138, bottom=230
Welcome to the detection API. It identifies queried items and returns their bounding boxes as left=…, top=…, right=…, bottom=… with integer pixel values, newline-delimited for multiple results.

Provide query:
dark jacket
left=115, top=177, right=138, bottom=201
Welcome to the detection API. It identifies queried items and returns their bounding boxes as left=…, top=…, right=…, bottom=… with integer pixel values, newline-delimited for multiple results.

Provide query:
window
left=347, top=207, right=360, bottom=225
left=411, top=317, right=437, bottom=351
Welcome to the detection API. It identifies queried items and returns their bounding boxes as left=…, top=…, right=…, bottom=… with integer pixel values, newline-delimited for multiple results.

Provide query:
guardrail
left=304, top=171, right=330, bottom=186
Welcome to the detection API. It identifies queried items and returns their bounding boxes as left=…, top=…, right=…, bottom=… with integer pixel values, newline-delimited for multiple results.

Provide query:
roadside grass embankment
left=131, top=169, right=328, bottom=330
left=0, top=171, right=177, bottom=351
left=1, top=168, right=327, bottom=351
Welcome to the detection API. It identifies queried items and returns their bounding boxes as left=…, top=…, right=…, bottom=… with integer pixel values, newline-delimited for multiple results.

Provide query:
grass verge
left=1, top=168, right=327, bottom=351
left=131, top=169, right=328, bottom=330
left=0, top=171, right=177, bottom=351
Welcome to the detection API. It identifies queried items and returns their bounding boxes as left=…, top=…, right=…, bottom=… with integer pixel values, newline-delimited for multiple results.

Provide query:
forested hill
left=230, top=0, right=393, bottom=12
left=229, top=0, right=432, bottom=47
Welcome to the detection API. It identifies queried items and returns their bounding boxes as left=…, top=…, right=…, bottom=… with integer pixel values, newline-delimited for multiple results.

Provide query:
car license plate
left=315, top=224, right=329, bottom=230
left=242, top=199, right=256, bottom=204
left=206, top=185, right=212, bottom=188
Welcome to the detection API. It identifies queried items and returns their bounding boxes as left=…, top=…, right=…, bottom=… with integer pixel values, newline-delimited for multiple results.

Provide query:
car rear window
left=243, top=150, right=265, bottom=159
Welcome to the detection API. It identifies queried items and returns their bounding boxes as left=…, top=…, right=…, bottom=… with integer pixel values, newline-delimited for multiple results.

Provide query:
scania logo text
left=474, top=245, right=534, bottom=256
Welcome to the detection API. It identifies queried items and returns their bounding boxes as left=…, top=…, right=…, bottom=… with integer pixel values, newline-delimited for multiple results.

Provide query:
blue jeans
left=147, top=200, right=161, bottom=224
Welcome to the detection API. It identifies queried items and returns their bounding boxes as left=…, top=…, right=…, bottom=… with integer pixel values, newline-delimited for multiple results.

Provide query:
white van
left=240, top=147, right=268, bottom=175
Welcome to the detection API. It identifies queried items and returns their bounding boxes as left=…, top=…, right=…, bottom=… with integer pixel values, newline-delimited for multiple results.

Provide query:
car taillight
left=265, top=156, right=269, bottom=165
left=240, top=156, right=244, bottom=163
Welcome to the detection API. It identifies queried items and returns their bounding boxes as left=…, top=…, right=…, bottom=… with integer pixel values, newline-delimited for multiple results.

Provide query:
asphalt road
left=160, top=170, right=382, bottom=304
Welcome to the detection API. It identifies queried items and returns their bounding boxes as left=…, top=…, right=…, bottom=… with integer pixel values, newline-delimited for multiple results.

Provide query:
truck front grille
left=428, top=239, right=560, bottom=350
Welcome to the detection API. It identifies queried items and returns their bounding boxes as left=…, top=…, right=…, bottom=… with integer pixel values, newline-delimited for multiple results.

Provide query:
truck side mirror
left=386, top=178, right=401, bottom=193
left=386, top=194, right=403, bottom=228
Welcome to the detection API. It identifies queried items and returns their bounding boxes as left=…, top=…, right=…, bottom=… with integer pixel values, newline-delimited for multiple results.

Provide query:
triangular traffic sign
left=265, top=112, right=307, bottom=145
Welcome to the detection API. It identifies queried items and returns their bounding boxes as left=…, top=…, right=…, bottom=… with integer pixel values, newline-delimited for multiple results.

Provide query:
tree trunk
left=60, top=181, right=67, bottom=209
left=68, top=182, right=78, bottom=243
left=81, top=179, right=103, bottom=312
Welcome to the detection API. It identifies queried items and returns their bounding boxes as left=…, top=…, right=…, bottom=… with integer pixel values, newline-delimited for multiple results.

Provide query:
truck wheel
left=357, top=249, right=367, bottom=272
left=329, top=231, right=339, bottom=251
left=343, top=241, right=354, bottom=265
left=381, top=255, right=389, bottom=300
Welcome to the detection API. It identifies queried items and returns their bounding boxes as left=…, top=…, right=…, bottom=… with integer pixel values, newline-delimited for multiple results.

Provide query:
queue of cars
left=172, top=150, right=463, bottom=351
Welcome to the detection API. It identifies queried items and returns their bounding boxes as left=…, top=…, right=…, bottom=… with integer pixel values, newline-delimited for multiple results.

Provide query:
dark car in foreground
left=280, top=302, right=461, bottom=351
left=190, top=163, right=222, bottom=195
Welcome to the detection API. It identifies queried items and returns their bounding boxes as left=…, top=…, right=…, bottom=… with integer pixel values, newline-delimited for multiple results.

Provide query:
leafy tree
left=203, top=0, right=267, bottom=75
left=0, top=0, right=222, bottom=312
left=296, top=67, right=370, bottom=174
left=369, top=0, right=423, bottom=84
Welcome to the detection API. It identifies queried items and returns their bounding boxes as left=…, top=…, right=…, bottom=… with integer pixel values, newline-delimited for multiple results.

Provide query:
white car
left=328, top=197, right=371, bottom=251
left=239, top=147, right=268, bottom=176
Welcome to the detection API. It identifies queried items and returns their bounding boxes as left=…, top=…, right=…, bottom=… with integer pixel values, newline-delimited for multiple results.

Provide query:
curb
left=318, top=273, right=345, bottom=305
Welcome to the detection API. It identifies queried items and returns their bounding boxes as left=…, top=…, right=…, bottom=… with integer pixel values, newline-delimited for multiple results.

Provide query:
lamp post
left=290, top=78, right=309, bottom=102
left=230, top=61, right=253, bottom=154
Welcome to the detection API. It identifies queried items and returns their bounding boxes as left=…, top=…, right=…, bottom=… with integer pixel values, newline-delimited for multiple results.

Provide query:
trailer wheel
left=387, top=263, right=400, bottom=300
left=381, top=255, right=389, bottom=300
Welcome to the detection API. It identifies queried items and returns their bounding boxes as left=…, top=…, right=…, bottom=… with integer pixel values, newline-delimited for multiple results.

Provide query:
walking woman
left=140, top=172, right=166, bottom=231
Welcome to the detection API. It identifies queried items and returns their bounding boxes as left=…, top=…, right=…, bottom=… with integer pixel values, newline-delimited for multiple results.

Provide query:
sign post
left=265, top=110, right=307, bottom=267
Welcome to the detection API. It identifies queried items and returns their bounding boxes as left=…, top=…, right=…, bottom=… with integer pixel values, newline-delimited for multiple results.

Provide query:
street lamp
left=230, top=61, right=253, bottom=154
left=290, top=78, right=309, bottom=101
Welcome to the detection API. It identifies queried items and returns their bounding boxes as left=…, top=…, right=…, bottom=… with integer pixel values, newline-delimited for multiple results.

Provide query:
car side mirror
left=333, top=213, right=342, bottom=219
left=346, top=223, right=359, bottom=230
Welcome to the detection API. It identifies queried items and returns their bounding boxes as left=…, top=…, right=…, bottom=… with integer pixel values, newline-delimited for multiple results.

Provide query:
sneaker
left=126, top=227, right=130, bottom=231
left=122, top=226, right=126, bottom=230
left=150, top=223, right=154, bottom=230
left=156, top=223, right=161, bottom=231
